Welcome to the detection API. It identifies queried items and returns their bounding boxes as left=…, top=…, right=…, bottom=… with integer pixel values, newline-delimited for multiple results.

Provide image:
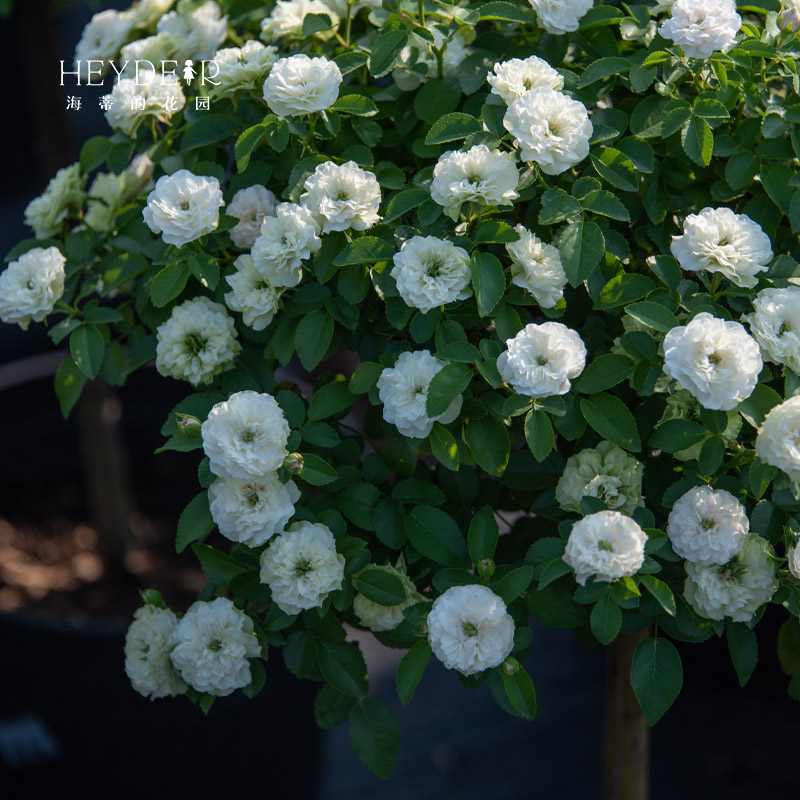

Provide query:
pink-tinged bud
left=478, top=558, right=495, bottom=580
left=502, top=657, right=520, bottom=676
left=283, top=452, right=304, bottom=474
left=177, top=414, right=202, bottom=437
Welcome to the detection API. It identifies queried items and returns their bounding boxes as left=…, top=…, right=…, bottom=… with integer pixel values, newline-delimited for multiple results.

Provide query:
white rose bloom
left=667, top=486, right=749, bottom=565
left=755, top=396, right=800, bottom=481
left=227, top=185, right=278, bottom=249
left=143, top=169, right=223, bottom=247
left=224, top=254, right=286, bottom=331
left=210, top=40, right=278, bottom=98
left=170, top=597, right=260, bottom=697
left=300, top=161, right=381, bottom=233
left=659, top=0, right=741, bottom=59
left=202, top=390, right=291, bottom=479
left=120, top=33, right=178, bottom=68
left=104, top=70, right=185, bottom=136
left=684, top=534, right=777, bottom=622
left=73, top=9, right=134, bottom=79
left=662, top=313, right=762, bottom=411
left=783, top=0, right=800, bottom=30
left=788, top=544, right=800, bottom=580
left=563, top=511, right=648, bottom=586
left=324, top=0, right=381, bottom=16
left=505, top=225, right=567, bottom=308
left=377, top=350, right=463, bottom=439
left=156, top=1, right=228, bottom=61
left=528, top=0, right=594, bottom=34
left=260, top=0, right=340, bottom=40
left=744, top=287, right=800, bottom=375
left=128, top=0, right=176, bottom=28
left=504, top=88, right=592, bottom=175
left=497, top=322, right=587, bottom=397
left=155, top=296, right=240, bottom=386
left=24, top=163, right=86, bottom=238
left=555, top=441, right=644, bottom=516
left=352, top=563, right=422, bottom=632
left=208, top=474, right=300, bottom=547
left=392, top=31, right=467, bottom=92
left=250, top=202, right=321, bottom=288
left=670, top=207, right=772, bottom=289
left=391, top=236, right=471, bottom=313
left=86, top=153, right=155, bottom=232
left=124, top=605, right=186, bottom=700
left=487, top=56, right=564, bottom=104
left=427, top=585, right=515, bottom=676
left=430, top=146, right=519, bottom=222
left=0, top=247, right=66, bottom=331
left=259, top=521, right=345, bottom=615
left=262, top=54, right=342, bottom=117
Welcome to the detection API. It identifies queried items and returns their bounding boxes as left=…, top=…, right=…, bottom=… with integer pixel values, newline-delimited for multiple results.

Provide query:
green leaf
left=580, top=393, right=641, bottom=452
left=473, top=220, right=520, bottom=244
left=356, top=567, right=407, bottom=606
left=591, top=149, right=638, bottom=192
left=558, top=221, right=605, bottom=287
left=80, top=135, right=111, bottom=174
left=693, top=98, right=729, bottom=122
left=302, top=11, right=333, bottom=36
left=348, top=698, right=401, bottom=779
left=468, top=506, right=498, bottom=565
left=188, top=253, right=220, bottom=291
left=630, top=637, right=683, bottom=726
left=308, top=380, right=356, bottom=421
left=470, top=251, right=505, bottom=316
left=191, top=543, right=250, bottom=585
left=339, top=482, right=380, bottom=530
left=330, top=94, right=378, bottom=116
left=296, top=310, right=334, bottom=371
left=350, top=361, right=382, bottom=394
left=368, top=29, right=408, bottom=78
left=69, top=326, right=105, bottom=379
left=314, top=685, right=356, bottom=729
left=478, top=0, right=534, bottom=22
left=319, top=640, right=369, bottom=698
left=333, top=236, right=394, bottom=266
left=577, top=57, right=631, bottom=88
left=175, top=492, right=215, bottom=553
left=591, top=590, right=622, bottom=645
left=575, top=354, right=635, bottom=394
left=640, top=575, right=676, bottom=616
left=625, top=301, right=680, bottom=333
left=299, top=453, right=338, bottom=486
left=649, top=419, right=706, bottom=452
left=524, top=409, right=554, bottom=462
left=697, top=436, right=724, bottom=476
left=737, top=384, right=782, bottom=428
left=264, top=115, right=289, bottom=152
left=538, top=190, right=582, bottom=225
left=182, top=114, right=240, bottom=150
left=234, top=123, right=266, bottom=172
left=581, top=190, right=630, bottom=221
left=382, top=189, right=429, bottom=223
left=405, top=505, right=469, bottom=567
left=150, top=263, right=190, bottom=308
left=495, top=566, right=533, bottom=605
left=726, top=619, right=758, bottom=687
left=726, top=151, right=760, bottom=190
left=54, top=356, right=87, bottom=418
left=396, top=640, right=431, bottom=705
left=425, top=362, right=472, bottom=418
left=425, top=112, right=482, bottom=145
left=466, top=415, right=510, bottom=475
left=500, top=665, right=538, bottom=720
left=596, top=274, right=655, bottom=310
left=682, top=117, right=713, bottom=166
left=84, top=307, right=123, bottom=325
left=429, top=422, right=460, bottom=471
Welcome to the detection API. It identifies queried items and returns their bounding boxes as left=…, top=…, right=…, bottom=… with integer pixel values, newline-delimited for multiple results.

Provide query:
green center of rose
left=701, top=518, right=716, bottom=531
left=209, top=639, right=223, bottom=652
left=462, top=622, right=478, bottom=637
left=597, top=540, right=613, bottom=552
left=426, top=258, right=444, bottom=277
left=295, top=559, right=313, bottom=576
left=240, top=427, right=256, bottom=443
left=708, top=353, right=721, bottom=366
left=184, top=332, right=207, bottom=355
left=246, top=490, right=260, bottom=507
left=780, top=322, right=792, bottom=336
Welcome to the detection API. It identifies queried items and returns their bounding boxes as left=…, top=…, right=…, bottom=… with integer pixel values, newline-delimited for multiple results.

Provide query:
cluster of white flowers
left=684, top=534, right=777, bottom=622
left=263, top=54, right=342, bottom=117
left=120, top=32, right=177, bottom=67
left=744, top=287, right=800, bottom=375
left=85, top=153, right=154, bottom=232
left=392, top=30, right=468, bottom=92
left=670, top=207, right=772, bottom=288
left=497, top=322, right=587, bottom=397
left=353, top=562, right=422, bottom=632
left=667, top=486, right=749, bottom=565
left=556, top=442, right=644, bottom=516
left=202, top=391, right=291, bottom=479
left=503, top=88, right=593, bottom=175
left=0, top=247, right=66, bottom=331
left=170, top=597, right=261, bottom=696
left=156, top=0, right=228, bottom=62
left=788, top=544, right=800, bottom=580
left=487, top=55, right=564, bottom=104
left=143, top=170, right=224, bottom=247
left=208, top=473, right=300, bottom=547
left=391, top=236, right=472, bottom=313
left=224, top=254, right=285, bottom=331
left=300, top=161, right=382, bottom=233
left=227, top=185, right=278, bottom=250
left=251, top=203, right=322, bottom=287
left=427, top=585, right=515, bottom=676
left=377, top=350, right=463, bottom=438
left=210, top=40, right=279, bottom=99
left=128, top=0, right=176, bottom=28
left=755, top=396, right=800, bottom=481
left=24, top=163, right=86, bottom=239
left=505, top=225, right=567, bottom=308
left=155, top=296, right=241, bottom=386
left=528, top=0, right=594, bottom=34
left=659, top=0, right=741, bottom=59
left=73, top=9, right=134, bottom=79
left=124, top=605, right=186, bottom=700
left=104, top=71, right=186, bottom=136
left=430, top=146, right=519, bottom=221
left=563, top=511, right=648, bottom=586
left=260, top=521, right=345, bottom=615
left=662, top=313, right=762, bottom=411
left=260, top=0, right=340, bottom=40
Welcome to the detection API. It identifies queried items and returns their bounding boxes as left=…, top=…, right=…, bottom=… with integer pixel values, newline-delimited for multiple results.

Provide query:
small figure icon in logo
left=182, top=60, right=197, bottom=84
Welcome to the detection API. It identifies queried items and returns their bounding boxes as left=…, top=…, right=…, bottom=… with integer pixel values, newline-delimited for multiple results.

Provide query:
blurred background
left=0, top=2, right=796, bottom=798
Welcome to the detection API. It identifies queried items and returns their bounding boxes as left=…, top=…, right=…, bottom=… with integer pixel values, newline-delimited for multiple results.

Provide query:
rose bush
left=6, top=0, right=800, bottom=781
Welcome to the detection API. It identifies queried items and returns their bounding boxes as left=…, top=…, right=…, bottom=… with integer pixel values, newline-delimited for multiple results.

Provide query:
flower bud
left=177, top=413, right=202, bottom=437
left=140, top=588, right=168, bottom=609
left=283, top=452, right=304, bottom=474
left=477, top=558, right=495, bottom=580
left=501, top=657, right=520, bottom=676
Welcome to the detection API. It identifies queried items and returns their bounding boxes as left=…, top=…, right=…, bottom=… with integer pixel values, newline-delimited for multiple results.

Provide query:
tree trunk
left=604, top=629, right=651, bottom=800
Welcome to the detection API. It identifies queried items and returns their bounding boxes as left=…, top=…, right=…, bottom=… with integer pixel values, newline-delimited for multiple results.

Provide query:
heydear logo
left=60, top=59, right=222, bottom=87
